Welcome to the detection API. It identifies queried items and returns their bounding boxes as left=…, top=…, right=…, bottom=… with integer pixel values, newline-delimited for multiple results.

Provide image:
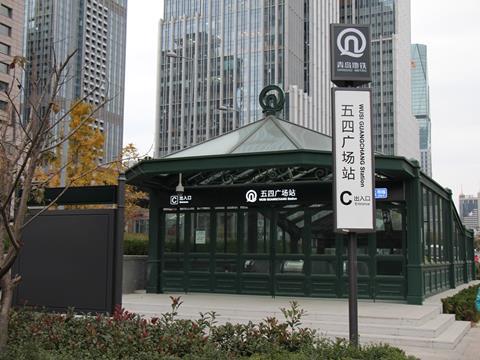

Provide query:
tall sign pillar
left=330, top=24, right=374, bottom=347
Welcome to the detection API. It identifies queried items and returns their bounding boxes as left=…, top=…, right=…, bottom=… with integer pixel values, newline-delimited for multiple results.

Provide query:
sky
left=124, top=0, right=480, bottom=206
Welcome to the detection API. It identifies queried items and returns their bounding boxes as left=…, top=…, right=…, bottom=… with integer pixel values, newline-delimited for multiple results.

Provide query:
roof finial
left=259, top=85, right=285, bottom=116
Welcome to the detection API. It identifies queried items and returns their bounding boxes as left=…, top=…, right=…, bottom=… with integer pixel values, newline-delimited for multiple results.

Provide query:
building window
left=0, top=23, right=10, bottom=36
left=0, top=42, right=9, bottom=55
left=0, top=5, right=11, bottom=18
left=0, top=100, right=7, bottom=111
left=0, top=80, right=7, bottom=92
left=0, top=62, right=8, bottom=73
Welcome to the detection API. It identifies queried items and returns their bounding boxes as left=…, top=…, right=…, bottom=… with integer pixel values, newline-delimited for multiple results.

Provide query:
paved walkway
left=124, top=281, right=480, bottom=360
left=398, top=281, right=480, bottom=359
left=399, top=326, right=480, bottom=360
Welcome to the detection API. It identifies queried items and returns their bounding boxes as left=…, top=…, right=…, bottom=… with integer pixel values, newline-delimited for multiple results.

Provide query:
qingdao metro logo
left=246, top=190, right=258, bottom=203
left=337, top=28, right=367, bottom=58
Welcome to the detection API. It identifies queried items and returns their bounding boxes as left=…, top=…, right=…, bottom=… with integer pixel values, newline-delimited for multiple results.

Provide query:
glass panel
left=166, top=120, right=264, bottom=158
left=311, top=208, right=336, bottom=255
left=433, top=193, right=438, bottom=262
left=377, top=260, right=403, bottom=276
left=216, top=212, right=237, bottom=253
left=189, top=257, right=210, bottom=272
left=164, top=258, right=183, bottom=271
left=439, top=200, right=445, bottom=262
left=376, top=209, right=403, bottom=255
left=278, top=260, right=304, bottom=274
left=243, top=259, right=269, bottom=273
left=191, top=212, right=210, bottom=253
left=244, top=210, right=270, bottom=254
left=164, top=213, right=184, bottom=253
left=343, top=234, right=369, bottom=255
left=343, top=260, right=369, bottom=276
left=215, top=259, right=237, bottom=273
left=428, top=191, right=435, bottom=261
left=422, top=187, right=427, bottom=262
left=311, top=260, right=336, bottom=275
left=280, top=121, right=332, bottom=152
left=234, top=120, right=297, bottom=153
left=276, top=209, right=304, bottom=254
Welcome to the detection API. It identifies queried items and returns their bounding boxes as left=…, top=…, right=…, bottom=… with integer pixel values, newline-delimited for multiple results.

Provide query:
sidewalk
left=124, top=281, right=480, bottom=360
left=398, top=281, right=480, bottom=360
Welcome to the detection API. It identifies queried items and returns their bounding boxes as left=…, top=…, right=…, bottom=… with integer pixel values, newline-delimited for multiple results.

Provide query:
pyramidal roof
left=165, top=116, right=332, bottom=159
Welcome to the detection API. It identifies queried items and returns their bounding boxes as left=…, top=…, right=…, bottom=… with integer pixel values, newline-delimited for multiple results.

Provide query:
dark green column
left=405, top=160, right=424, bottom=305
left=463, top=227, right=472, bottom=283
left=445, top=189, right=456, bottom=289
left=147, top=191, right=162, bottom=293
left=468, top=229, right=476, bottom=280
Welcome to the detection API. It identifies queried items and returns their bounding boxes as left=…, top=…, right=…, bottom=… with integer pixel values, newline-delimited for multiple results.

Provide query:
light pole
left=217, top=105, right=237, bottom=134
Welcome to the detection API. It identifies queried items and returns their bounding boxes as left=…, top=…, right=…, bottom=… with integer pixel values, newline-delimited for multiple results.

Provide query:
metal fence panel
left=13, top=209, right=121, bottom=314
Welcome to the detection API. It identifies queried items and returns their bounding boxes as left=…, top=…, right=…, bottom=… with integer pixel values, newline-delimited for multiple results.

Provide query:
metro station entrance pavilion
left=126, top=116, right=474, bottom=305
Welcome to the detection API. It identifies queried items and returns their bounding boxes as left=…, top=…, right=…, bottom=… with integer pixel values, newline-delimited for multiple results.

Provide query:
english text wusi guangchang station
left=126, top=115, right=475, bottom=305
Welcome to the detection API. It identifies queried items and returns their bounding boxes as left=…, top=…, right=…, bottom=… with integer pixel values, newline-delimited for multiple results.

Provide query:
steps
left=123, top=293, right=471, bottom=350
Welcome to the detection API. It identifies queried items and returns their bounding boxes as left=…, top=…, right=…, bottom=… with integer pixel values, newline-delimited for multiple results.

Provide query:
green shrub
left=123, top=232, right=148, bottom=255
left=3, top=298, right=419, bottom=359
left=442, top=284, right=480, bottom=322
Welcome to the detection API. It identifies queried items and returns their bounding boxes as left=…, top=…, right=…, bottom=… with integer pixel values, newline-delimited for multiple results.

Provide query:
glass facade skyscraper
left=24, top=0, right=128, bottom=162
left=411, top=43, right=432, bottom=176
left=459, top=193, right=479, bottom=232
left=340, top=0, right=420, bottom=161
left=155, top=0, right=338, bottom=157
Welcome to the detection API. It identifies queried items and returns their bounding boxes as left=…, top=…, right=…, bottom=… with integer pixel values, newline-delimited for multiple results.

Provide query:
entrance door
left=239, top=208, right=273, bottom=295
left=273, top=206, right=306, bottom=296
left=238, top=206, right=307, bottom=296
left=339, top=233, right=375, bottom=299
left=337, top=204, right=407, bottom=300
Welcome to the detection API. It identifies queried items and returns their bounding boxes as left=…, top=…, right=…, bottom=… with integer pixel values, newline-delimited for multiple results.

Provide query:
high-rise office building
left=411, top=44, right=432, bottom=176
left=459, top=193, right=479, bottom=233
left=24, top=0, right=128, bottom=162
left=340, top=0, right=420, bottom=161
left=0, top=1, right=24, bottom=134
left=155, top=0, right=338, bottom=157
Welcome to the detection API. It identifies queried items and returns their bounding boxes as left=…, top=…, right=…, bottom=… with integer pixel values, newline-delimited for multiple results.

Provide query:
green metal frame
left=127, top=151, right=474, bottom=304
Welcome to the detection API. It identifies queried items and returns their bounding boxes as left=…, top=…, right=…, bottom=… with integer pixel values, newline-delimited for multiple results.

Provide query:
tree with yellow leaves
left=66, top=102, right=106, bottom=185
left=37, top=101, right=106, bottom=187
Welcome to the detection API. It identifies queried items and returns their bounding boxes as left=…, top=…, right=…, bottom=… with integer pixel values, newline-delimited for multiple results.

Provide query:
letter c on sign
left=340, top=191, right=352, bottom=206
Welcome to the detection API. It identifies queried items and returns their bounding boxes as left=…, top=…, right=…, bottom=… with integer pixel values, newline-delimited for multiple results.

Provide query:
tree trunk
left=0, top=270, right=13, bottom=352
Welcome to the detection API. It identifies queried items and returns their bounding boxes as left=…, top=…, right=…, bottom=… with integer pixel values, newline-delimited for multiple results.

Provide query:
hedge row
left=442, top=284, right=480, bottom=322
left=124, top=232, right=148, bottom=255
left=3, top=298, right=418, bottom=360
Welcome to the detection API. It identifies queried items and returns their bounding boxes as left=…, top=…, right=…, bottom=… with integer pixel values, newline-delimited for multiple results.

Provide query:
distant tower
left=459, top=193, right=479, bottom=233
left=411, top=44, right=432, bottom=176
left=155, top=0, right=338, bottom=157
left=339, top=0, right=420, bottom=161
left=24, top=0, right=128, bottom=162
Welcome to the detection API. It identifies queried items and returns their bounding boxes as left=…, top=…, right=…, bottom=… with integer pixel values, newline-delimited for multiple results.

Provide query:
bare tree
left=0, top=52, right=112, bottom=350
